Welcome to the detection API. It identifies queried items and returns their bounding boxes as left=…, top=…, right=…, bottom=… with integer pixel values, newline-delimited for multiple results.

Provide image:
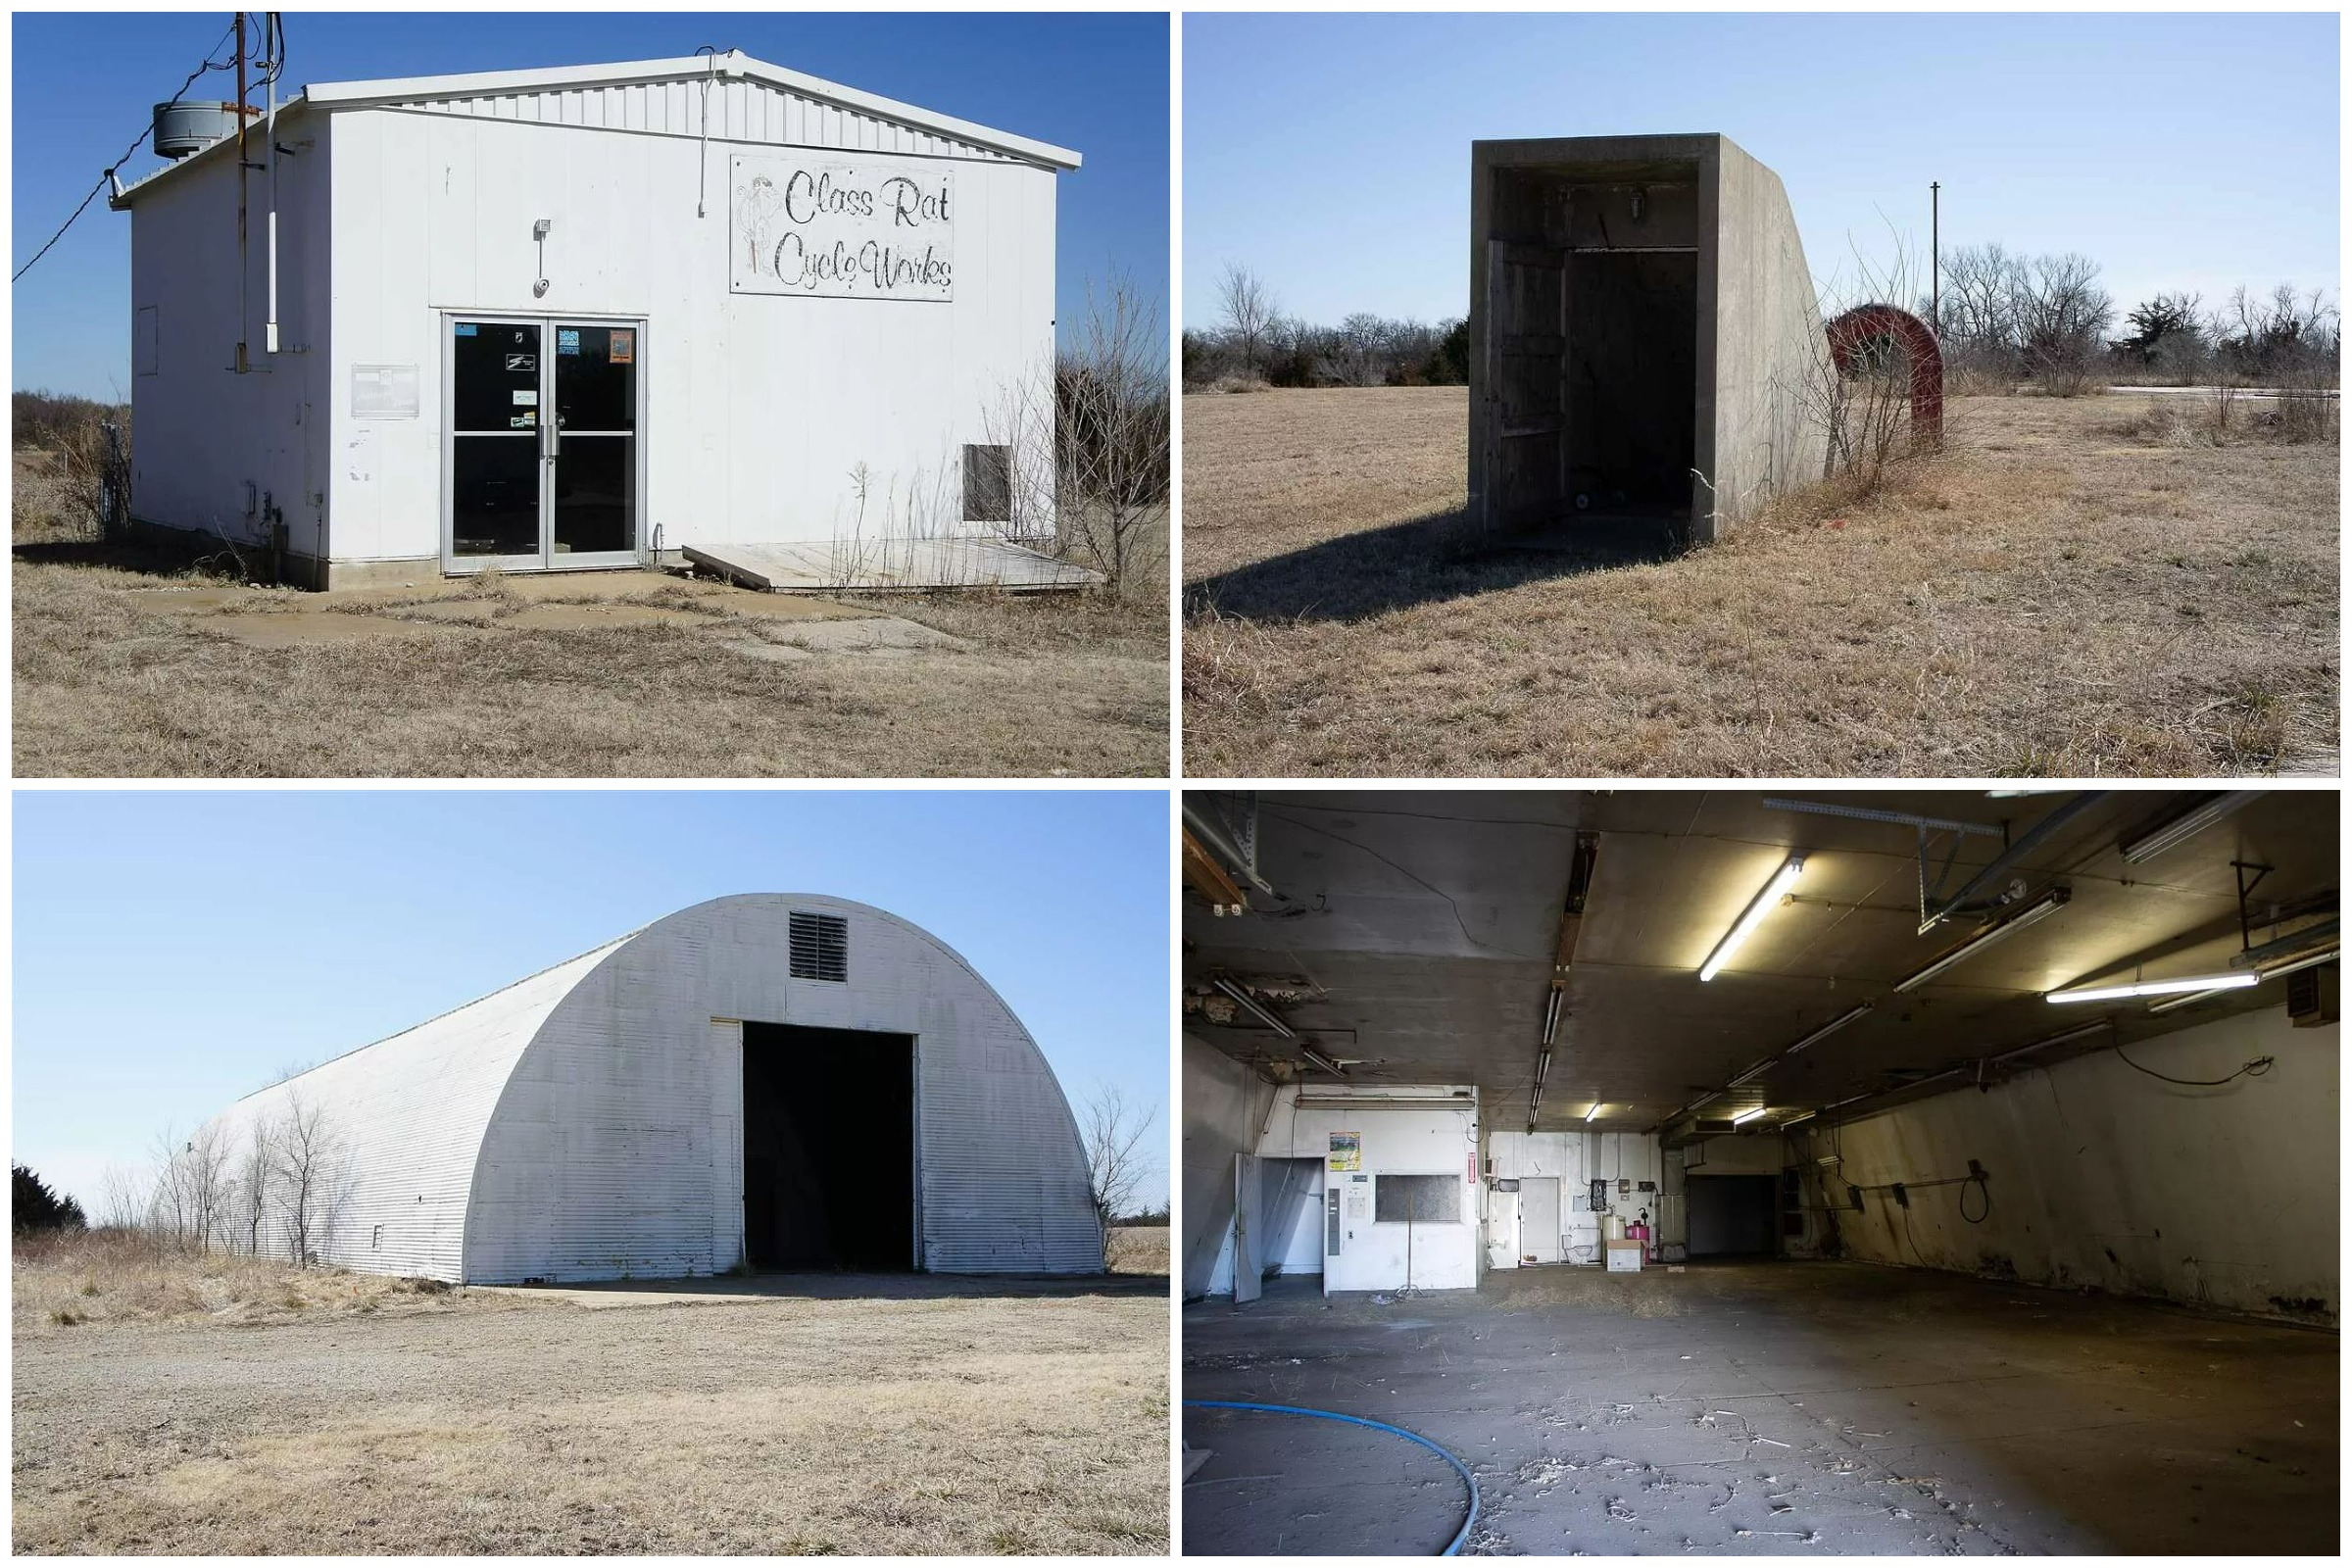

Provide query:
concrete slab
left=193, top=612, right=477, bottom=649
left=1183, top=1262, right=2337, bottom=1555
left=500, top=603, right=713, bottom=632
left=777, top=616, right=972, bottom=655
left=686, top=537, right=1101, bottom=593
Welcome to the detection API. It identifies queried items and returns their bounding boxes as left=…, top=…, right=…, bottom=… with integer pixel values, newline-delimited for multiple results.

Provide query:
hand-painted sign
left=730, top=153, right=955, bottom=302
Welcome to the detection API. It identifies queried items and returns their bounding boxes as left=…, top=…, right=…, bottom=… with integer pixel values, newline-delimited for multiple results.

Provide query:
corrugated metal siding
left=464, top=894, right=1100, bottom=1282
left=403, top=78, right=1019, bottom=164
left=197, top=942, right=628, bottom=1282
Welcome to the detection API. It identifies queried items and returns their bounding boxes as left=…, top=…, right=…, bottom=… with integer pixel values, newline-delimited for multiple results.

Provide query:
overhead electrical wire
left=14, top=19, right=241, bottom=282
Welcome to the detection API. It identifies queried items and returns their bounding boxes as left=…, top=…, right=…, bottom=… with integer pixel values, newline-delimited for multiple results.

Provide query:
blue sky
left=1185, top=13, right=2338, bottom=331
left=13, top=789, right=1171, bottom=1215
left=12, top=11, right=1169, bottom=397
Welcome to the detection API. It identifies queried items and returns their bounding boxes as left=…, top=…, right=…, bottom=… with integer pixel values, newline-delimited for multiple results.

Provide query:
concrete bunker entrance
left=742, top=1022, right=916, bottom=1271
left=1485, top=164, right=1703, bottom=541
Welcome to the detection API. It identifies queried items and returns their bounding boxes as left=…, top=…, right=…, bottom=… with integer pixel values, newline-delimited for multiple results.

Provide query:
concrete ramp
left=685, top=538, right=1101, bottom=593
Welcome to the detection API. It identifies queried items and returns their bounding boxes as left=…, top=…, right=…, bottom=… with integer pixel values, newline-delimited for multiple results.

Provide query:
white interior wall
left=1488, top=1129, right=1667, bottom=1267
left=1254, top=1085, right=1481, bottom=1293
left=1818, top=1004, right=2338, bottom=1321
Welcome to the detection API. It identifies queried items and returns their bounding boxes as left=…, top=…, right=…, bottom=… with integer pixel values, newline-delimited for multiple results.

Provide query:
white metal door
left=1520, top=1177, right=1562, bottom=1264
left=1233, top=1153, right=1263, bottom=1304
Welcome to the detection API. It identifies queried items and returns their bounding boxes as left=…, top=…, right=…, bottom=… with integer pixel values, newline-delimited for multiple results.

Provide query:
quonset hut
left=203, top=894, right=1102, bottom=1282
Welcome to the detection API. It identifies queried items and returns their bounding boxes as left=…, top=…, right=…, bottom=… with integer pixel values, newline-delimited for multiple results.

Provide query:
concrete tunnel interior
left=1180, top=788, right=2339, bottom=1555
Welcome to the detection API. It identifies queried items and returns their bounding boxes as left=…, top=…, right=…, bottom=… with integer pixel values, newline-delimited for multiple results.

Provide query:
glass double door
left=446, top=317, right=641, bottom=571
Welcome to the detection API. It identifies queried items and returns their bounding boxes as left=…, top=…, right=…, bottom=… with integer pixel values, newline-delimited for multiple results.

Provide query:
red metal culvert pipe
left=1825, top=304, right=1944, bottom=445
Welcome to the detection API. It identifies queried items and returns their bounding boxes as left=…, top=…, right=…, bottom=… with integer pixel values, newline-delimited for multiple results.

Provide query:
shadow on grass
left=1185, top=508, right=1686, bottom=624
left=13, top=530, right=247, bottom=581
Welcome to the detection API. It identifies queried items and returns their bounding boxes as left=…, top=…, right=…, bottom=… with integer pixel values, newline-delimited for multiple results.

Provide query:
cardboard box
left=1605, top=1240, right=1643, bottom=1273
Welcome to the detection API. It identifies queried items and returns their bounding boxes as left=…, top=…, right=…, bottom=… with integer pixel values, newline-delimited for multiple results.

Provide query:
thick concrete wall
left=1816, top=1005, right=2338, bottom=1322
left=1701, top=137, right=1827, bottom=539
left=1470, top=133, right=1825, bottom=543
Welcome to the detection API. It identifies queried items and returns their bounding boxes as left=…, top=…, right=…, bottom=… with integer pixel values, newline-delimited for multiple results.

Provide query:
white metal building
left=204, top=893, right=1102, bottom=1282
left=113, top=53, right=1080, bottom=589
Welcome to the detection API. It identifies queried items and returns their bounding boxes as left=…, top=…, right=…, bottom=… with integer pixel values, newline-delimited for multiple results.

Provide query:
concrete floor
left=1182, top=1261, right=2336, bottom=1555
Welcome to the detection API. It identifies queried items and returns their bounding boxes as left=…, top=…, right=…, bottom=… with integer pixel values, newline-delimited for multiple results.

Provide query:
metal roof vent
left=788, top=911, right=849, bottom=983
left=153, top=101, right=242, bottom=160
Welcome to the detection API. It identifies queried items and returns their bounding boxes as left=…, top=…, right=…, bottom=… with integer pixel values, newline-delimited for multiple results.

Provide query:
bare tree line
left=1077, top=1082, right=1159, bottom=1267
left=1185, top=263, right=1468, bottom=391
left=1932, top=245, right=2338, bottom=394
left=98, top=1092, right=351, bottom=1265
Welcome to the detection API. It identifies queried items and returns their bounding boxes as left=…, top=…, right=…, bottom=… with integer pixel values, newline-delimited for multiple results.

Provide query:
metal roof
left=114, top=48, right=1079, bottom=207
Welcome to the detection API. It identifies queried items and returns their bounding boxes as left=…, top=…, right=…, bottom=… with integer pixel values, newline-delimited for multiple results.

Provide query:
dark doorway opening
left=742, top=1022, right=916, bottom=1271
left=1566, top=250, right=1698, bottom=517
left=1687, top=1174, right=1780, bottom=1258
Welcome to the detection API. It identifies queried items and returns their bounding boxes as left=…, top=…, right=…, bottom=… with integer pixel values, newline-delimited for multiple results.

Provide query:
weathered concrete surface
left=1183, top=1263, right=2336, bottom=1555
left=1469, top=133, right=1827, bottom=546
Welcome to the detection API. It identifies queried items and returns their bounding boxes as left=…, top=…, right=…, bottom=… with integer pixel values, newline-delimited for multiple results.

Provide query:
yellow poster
left=1328, top=1132, right=1361, bottom=1172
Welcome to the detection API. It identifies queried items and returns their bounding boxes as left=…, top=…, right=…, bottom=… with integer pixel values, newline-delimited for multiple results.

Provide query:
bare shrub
left=988, top=271, right=1169, bottom=597
left=1793, top=235, right=1941, bottom=501
left=1076, top=1084, right=1158, bottom=1269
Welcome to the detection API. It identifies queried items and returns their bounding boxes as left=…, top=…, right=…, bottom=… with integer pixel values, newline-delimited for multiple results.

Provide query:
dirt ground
left=1182, top=386, right=2338, bottom=777
left=15, top=1243, right=1167, bottom=1554
left=11, top=528, right=1167, bottom=778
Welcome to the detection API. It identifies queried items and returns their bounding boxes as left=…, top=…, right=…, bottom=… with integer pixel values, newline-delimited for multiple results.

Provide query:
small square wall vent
left=789, top=911, right=849, bottom=982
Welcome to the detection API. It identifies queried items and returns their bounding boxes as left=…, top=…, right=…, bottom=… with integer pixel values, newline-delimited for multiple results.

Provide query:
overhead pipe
left=265, top=13, right=280, bottom=355
left=1917, top=791, right=2106, bottom=935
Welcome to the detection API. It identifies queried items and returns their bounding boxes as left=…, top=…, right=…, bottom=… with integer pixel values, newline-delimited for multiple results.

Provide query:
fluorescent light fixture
left=2119, top=791, right=2264, bottom=864
left=1699, top=855, right=1806, bottom=981
left=1892, top=889, right=2070, bottom=993
left=1542, top=988, right=1563, bottom=1045
left=2143, top=985, right=2240, bottom=1016
left=2047, top=972, right=2262, bottom=1004
left=2259, top=946, right=2340, bottom=982
left=1211, top=976, right=1295, bottom=1039
left=1299, top=1045, right=1348, bottom=1076
left=1534, top=1048, right=1550, bottom=1087
left=1585, top=1102, right=1602, bottom=1122
left=1731, top=1105, right=1770, bottom=1126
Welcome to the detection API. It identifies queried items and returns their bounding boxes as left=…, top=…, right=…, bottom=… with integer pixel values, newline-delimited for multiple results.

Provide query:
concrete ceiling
left=1183, top=790, right=2338, bottom=1134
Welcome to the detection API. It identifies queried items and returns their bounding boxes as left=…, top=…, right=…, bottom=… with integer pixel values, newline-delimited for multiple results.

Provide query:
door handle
left=546, top=416, right=562, bottom=462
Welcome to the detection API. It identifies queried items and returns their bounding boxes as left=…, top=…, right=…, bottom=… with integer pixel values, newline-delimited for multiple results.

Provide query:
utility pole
left=1930, top=181, right=1940, bottom=339
left=234, top=11, right=250, bottom=373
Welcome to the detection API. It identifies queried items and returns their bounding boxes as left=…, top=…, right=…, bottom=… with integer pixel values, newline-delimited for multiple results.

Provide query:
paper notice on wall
left=350, top=364, right=418, bottom=419
left=609, top=328, right=634, bottom=364
left=729, top=153, right=954, bottom=301
left=1328, top=1132, right=1361, bottom=1172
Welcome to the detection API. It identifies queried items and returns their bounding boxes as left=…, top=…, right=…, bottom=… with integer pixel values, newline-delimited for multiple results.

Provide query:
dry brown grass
left=1106, top=1225, right=1170, bottom=1277
left=13, top=1228, right=507, bottom=1338
left=1182, top=387, right=2337, bottom=777
left=12, top=527, right=1167, bottom=779
left=14, top=1249, right=1166, bottom=1555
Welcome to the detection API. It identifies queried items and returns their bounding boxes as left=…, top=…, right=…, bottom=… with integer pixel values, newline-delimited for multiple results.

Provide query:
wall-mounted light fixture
left=1699, top=854, right=1806, bottom=981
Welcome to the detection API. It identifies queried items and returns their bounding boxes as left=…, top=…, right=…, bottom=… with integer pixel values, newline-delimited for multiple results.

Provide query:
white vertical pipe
left=265, top=14, right=279, bottom=355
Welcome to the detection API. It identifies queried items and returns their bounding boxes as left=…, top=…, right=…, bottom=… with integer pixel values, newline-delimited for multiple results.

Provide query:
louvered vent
left=789, top=911, right=849, bottom=982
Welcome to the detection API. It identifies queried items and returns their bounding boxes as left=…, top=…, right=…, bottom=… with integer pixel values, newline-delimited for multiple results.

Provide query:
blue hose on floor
left=1183, top=1397, right=1481, bottom=1556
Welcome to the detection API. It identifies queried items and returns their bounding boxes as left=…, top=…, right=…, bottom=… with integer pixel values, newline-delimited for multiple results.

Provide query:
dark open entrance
left=742, top=1022, right=916, bottom=1271
left=1686, top=1174, right=1779, bottom=1258
left=1566, top=251, right=1697, bottom=515
left=1482, top=165, right=1701, bottom=546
